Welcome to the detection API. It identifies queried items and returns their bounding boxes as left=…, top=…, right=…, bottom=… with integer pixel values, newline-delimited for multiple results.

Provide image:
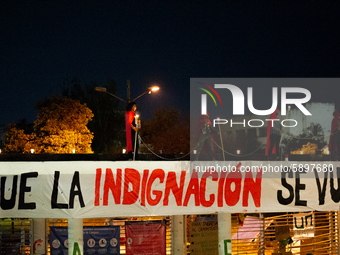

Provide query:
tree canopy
left=3, top=123, right=33, bottom=153
left=4, top=96, right=94, bottom=153
left=62, top=77, right=125, bottom=153
left=139, top=108, right=190, bottom=155
left=282, top=123, right=326, bottom=154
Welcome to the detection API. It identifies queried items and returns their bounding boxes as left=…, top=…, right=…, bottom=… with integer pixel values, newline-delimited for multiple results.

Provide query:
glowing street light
left=150, top=86, right=159, bottom=92
left=95, top=84, right=160, bottom=103
left=132, top=86, right=160, bottom=101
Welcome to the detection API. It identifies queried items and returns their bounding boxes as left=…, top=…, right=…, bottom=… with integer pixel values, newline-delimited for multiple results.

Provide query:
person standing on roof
left=329, top=110, right=340, bottom=160
left=266, top=109, right=284, bottom=160
left=125, top=101, right=140, bottom=160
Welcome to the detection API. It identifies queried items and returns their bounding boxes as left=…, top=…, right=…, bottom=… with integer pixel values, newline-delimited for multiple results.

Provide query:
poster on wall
left=189, top=217, right=218, bottom=255
left=50, top=226, right=120, bottom=255
left=50, top=227, right=68, bottom=255
left=125, top=220, right=166, bottom=255
left=293, top=212, right=314, bottom=238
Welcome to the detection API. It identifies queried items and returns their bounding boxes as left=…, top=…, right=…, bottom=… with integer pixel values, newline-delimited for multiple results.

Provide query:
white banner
left=0, top=161, right=339, bottom=218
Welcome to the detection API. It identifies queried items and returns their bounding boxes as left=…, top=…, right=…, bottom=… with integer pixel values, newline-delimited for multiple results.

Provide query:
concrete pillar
left=32, top=218, right=46, bottom=255
left=172, top=215, right=186, bottom=255
left=68, top=218, right=83, bottom=255
left=218, top=212, right=232, bottom=255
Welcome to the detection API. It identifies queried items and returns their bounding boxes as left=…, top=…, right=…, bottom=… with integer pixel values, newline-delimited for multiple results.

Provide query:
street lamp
left=94, top=87, right=126, bottom=103
left=132, top=86, right=160, bottom=101
left=95, top=85, right=159, bottom=102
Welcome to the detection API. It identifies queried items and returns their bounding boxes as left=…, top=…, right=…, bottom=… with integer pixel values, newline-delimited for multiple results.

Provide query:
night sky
left=1, top=1, right=340, bottom=125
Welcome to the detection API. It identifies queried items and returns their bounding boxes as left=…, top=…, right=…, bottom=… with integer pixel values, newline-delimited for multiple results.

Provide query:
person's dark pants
left=128, top=130, right=139, bottom=160
left=331, top=131, right=340, bottom=160
left=196, top=133, right=214, bottom=160
left=268, top=133, right=281, bottom=159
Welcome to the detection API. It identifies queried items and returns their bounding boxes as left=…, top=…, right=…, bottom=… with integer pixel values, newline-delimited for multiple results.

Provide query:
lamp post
left=131, top=86, right=159, bottom=101
left=94, top=87, right=126, bottom=102
left=95, top=83, right=159, bottom=103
